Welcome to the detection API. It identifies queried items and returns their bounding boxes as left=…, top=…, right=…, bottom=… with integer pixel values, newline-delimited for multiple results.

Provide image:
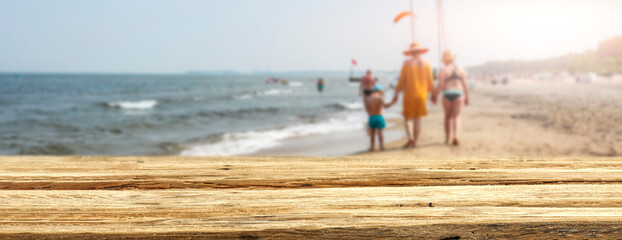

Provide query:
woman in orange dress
left=389, top=42, right=434, bottom=148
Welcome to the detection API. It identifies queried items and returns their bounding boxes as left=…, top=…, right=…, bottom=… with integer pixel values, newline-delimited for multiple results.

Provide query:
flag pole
left=409, top=0, right=415, bottom=42
left=350, top=65, right=353, bottom=79
left=438, top=0, right=442, bottom=68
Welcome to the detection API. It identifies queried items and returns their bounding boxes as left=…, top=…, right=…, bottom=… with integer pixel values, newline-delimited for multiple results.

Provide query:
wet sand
left=3, top=79, right=622, bottom=239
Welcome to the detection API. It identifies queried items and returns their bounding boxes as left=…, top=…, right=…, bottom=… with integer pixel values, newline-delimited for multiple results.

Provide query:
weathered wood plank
left=1, top=185, right=622, bottom=233
left=1, top=156, right=622, bottom=239
left=1, top=156, right=621, bottom=190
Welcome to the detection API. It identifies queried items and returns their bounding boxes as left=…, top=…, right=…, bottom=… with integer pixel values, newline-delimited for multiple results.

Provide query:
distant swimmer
left=432, top=50, right=470, bottom=145
left=317, top=78, right=325, bottom=92
left=365, top=84, right=394, bottom=151
left=389, top=42, right=434, bottom=149
left=359, top=69, right=376, bottom=97
left=266, top=77, right=279, bottom=84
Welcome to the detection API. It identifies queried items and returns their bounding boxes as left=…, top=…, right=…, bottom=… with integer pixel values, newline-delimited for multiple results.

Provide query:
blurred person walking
left=389, top=43, right=435, bottom=148
left=432, top=50, right=469, bottom=145
left=359, top=69, right=376, bottom=97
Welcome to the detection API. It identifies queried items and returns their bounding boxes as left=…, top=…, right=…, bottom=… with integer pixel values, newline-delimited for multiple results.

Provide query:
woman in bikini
left=433, top=50, right=470, bottom=145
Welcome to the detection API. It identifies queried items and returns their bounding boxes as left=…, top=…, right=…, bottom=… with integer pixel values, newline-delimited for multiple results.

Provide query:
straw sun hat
left=442, top=50, right=457, bottom=62
left=403, top=42, right=429, bottom=56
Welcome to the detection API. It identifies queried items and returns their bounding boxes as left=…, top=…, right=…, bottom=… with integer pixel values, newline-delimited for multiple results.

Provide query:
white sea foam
left=337, top=102, right=364, bottom=110
left=233, top=94, right=253, bottom=100
left=180, top=113, right=365, bottom=156
left=259, top=89, right=290, bottom=96
left=288, top=81, right=304, bottom=87
left=107, top=100, right=158, bottom=110
left=234, top=89, right=292, bottom=100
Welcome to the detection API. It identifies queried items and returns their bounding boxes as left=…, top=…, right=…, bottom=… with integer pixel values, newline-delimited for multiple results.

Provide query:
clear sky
left=1, top=0, right=621, bottom=73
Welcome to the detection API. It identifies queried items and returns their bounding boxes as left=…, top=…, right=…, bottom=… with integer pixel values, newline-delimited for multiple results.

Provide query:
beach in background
left=363, top=75, right=622, bottom=158
left=3, top=73, right=621, bottom=158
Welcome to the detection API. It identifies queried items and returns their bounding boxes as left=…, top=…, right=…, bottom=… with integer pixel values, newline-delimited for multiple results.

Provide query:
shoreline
left=253, top=76, right=622, bottom=158
left=253, top=116, right=404, bottom=156
left=250, top=99, right=404, bottom=156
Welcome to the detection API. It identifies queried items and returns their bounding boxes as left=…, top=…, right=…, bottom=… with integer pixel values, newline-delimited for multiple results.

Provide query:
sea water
left=0, top=73, right=395, bottom=156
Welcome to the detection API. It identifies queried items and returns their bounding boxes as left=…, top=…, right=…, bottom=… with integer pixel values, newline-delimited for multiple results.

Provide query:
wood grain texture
left=1, top=156, right=622, bottom=239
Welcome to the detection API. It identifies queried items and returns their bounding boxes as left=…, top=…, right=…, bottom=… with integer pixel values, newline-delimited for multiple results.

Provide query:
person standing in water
left=317, top=78, right=325, bottom=92
left=389, top=42, right=434, bottom=149
left=433, top=50, right=469, bottom=145
left=359, top=70, right=375, bottom=97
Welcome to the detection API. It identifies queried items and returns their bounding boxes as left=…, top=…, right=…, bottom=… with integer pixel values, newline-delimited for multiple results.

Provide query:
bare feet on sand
left=452, top=138, right=460, bottom=146
left=369, top=147, right=385, bottom=152
left=403, top=140, right=415, bottom=149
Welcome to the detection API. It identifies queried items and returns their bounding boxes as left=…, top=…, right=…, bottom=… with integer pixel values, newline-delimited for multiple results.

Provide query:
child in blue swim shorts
left=364, top=84, right=394, bottom=151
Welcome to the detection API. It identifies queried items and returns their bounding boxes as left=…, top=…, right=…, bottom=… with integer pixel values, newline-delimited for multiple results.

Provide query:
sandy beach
left=363, top=77, right=622, bottom=158
left=2, top=79, right=622, bottom=239
left=254, top=76, right=622, bottom=158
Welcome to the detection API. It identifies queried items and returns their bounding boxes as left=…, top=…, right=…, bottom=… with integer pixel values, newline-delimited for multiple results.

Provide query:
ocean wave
left=288, top=81, right=304, bottom=87
left=19, top=143, right=75, bottom=155
left=233, top=94, right=253, bottom=100
left=233, top=89, right=292, bottom=100
left=197, top=107, right=279, bottom=118
left=260, top=89, right=283, bottom=95
left=180, top=114, right=365, bottom=156
left=328, top=101, right=364, bottom=111
left=4, top=119, right=81, bottom=132
left=106, top=100, right=158, bottom=110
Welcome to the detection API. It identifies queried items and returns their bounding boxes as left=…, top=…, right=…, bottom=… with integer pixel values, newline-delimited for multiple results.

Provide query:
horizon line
left=0, top=69, right=403, bottom=75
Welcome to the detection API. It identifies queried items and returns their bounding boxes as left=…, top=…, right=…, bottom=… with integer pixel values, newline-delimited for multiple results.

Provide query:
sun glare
left=493, top=1, right=602, bottom=57
left=444, top=0, right=612, bottom=63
